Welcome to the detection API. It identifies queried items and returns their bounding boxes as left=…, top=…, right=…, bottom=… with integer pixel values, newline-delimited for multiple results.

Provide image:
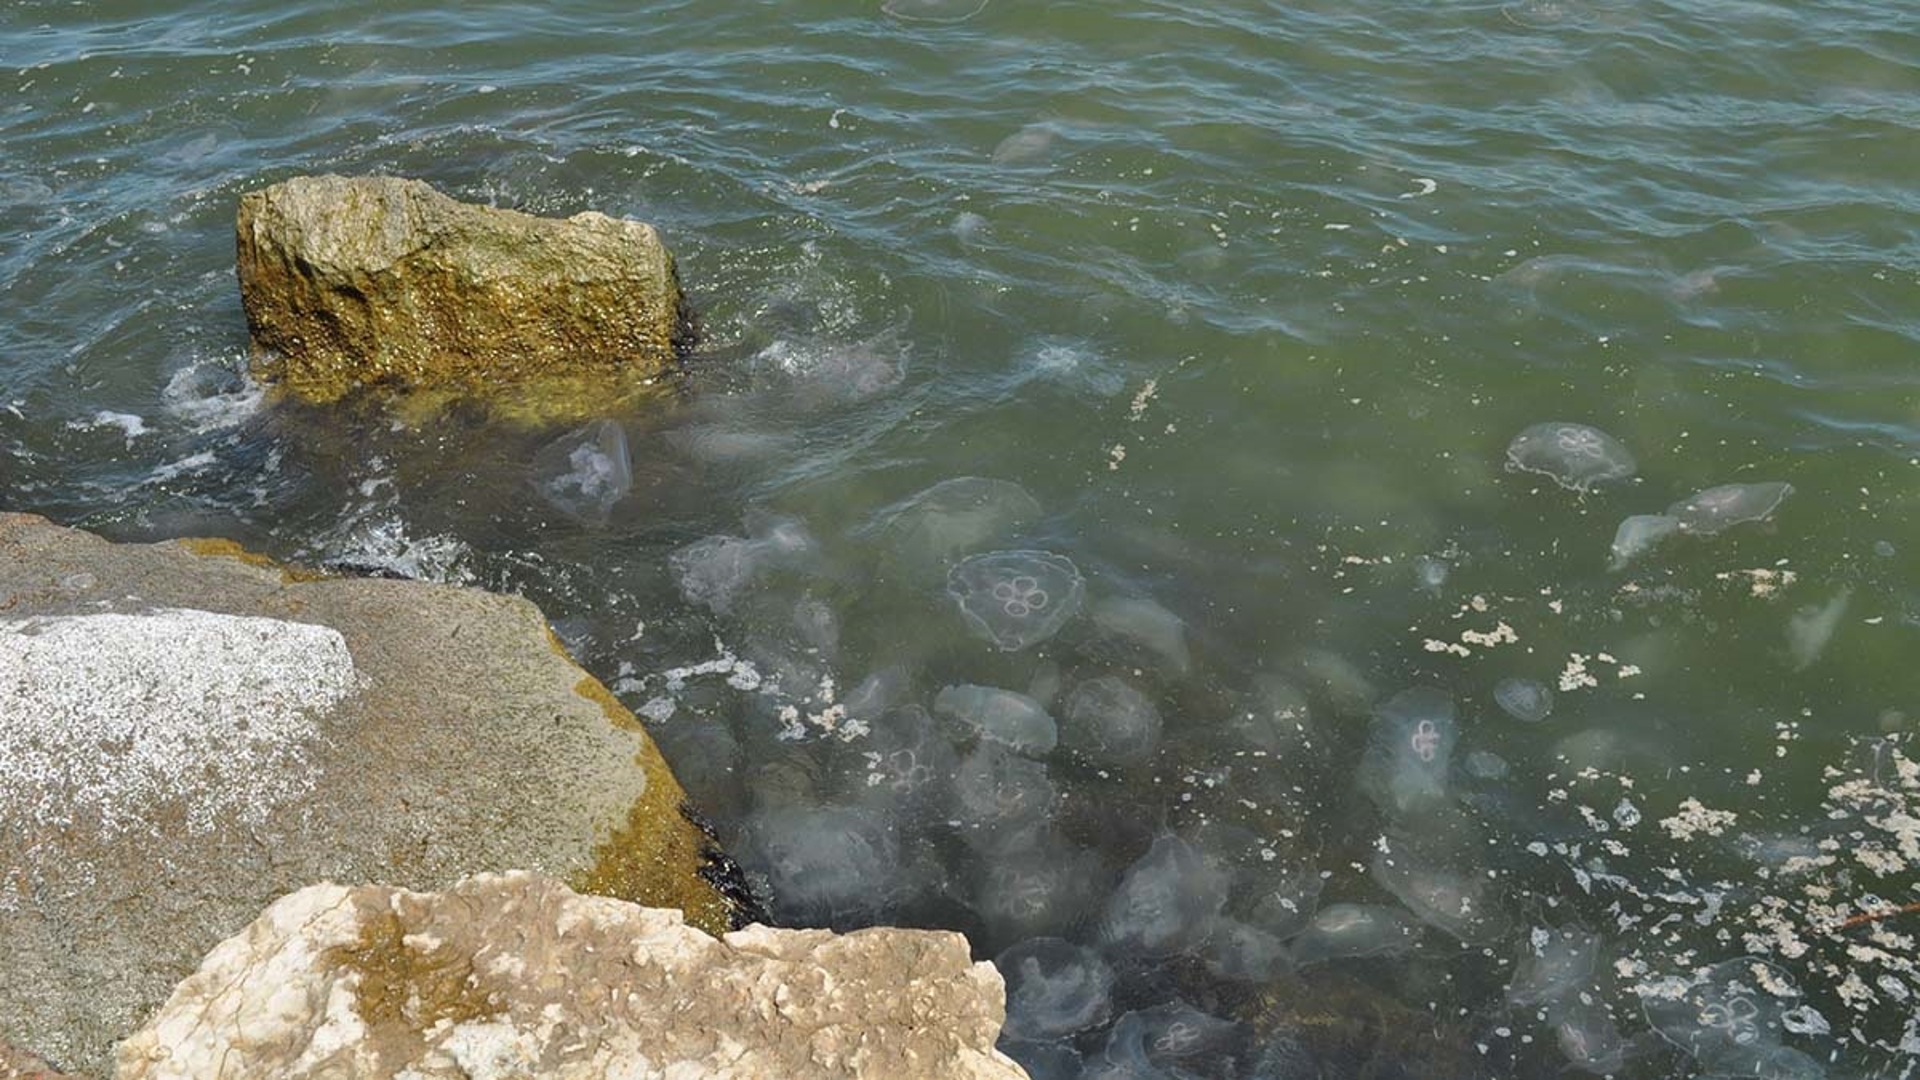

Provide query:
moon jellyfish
left=1245, top=865, right=1326, bottom=940
left=842, top=665, right=910, bottom=721
left=933, top=683, right=1057, bottom=756
left=742, top=805, right=901, bottom=928
left=995, top=938, right=1115, bottom=1041
left=997, top=1040, right=1081, bottom=1080
left=947, top=550, right=1084, bottom=651
left=971, top=833, right=1103, bottom=944
left=1096, top=833, right=1229, bottom=958
left=950, top=210, right=991, bottom=246
left=790, top=595, right=839, bottom=654
left=1608, top=513, right=1680, bottom=571
left=1287, top=903, right=1419, bottom=966
left=1088, top=595, right=1192, bottom=674
left=1287, top=648, right=1378, bottom=717
left=1463, top=749, right=1510, bottom=781
left=1547, top=996, right=1632, bottom=1075
left=1199, top=918, right=1291, bottom=982
left=1413, top=554, right=1450, bottom=594
left=1360, top=687, right=1458, bottom=814
left=1370, top=851, right=1506, bottom=944
left=1508, top=927, right=1602, bottom=1005
left=865, top=477, right=1041, bottom=569
left=532, top=419, right=631, bottom=525
left=1094, top=1001, right=1244, bottom=1079
left=950, top=742, right=1057, bottom=844
left=882, top=0, right=988, bottom=23
left=1666, top=482, right=1792, bottom=536
left=1786, top=586, right=1850, bottom=671
left=1638, top=958, right=1820, bottom=1078
left=1060, top=675, right=1163, bottom=767
left=990, top=122, right=1057, bottom=166
left=833, top=705, right=957, bottom=824
left=1493, top=677, right=1554, bottom=723
left=1224, top=674, right=1316, bottom=758
left=1505, top=422, right=1636, bottom=492
left=672, top=516, right=817, bottom=615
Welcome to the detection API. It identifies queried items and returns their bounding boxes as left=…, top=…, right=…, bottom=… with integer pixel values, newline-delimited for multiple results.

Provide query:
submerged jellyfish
left=971, top=833, right=1103, bottom=945
left=1506, top=422, right=1636, bottom=491
left=1095, top=1001, right=1244, bottom=1079
left=671, top=516, right=817, bottom=615
left=949, top=742, right=1057, bottom=841
left=1508, top=927, right=1602, bottom=1006
left=1224, top=674, right=1316, bottom=758
left=1088, top=595, right=1193, bottom=674
left=532, top=419, right=631, bottom=525
left=933, top=683, right=1058, bottom=756
left=1493, top=677, right=1554, bottom=723
left=832, top=705, right=957, bottom=823
left=1287, top=903, right=1420, bottom=965
left=1548, top=996, right=1631, bottom=1075
left=1360, top=687, right=1458, bottom=814
left=864, top=477, right=1041, bottom=569
left=990, top=122, right=1057, bottom=166
left=948, top=550, right=1084, bottom=651
left=1639, top=958, right=1821, bottom=1078
left=882, top=0, right=989, bottom=23
left=1666, top=482, right=1792, bottom=536
left=1371, top=851, right=1506, bottom=944
left=995, top=938, right=1115, bottom=1041
left=1096, top=833, right=1229, bottom=958
left=1199, top=918, right=1291, bottom=982
left=1060, top=675, right=1163, bottom=767
left=1608, top=513, right=1680, bottom=571
left=742, top=805, right=901, bottom=928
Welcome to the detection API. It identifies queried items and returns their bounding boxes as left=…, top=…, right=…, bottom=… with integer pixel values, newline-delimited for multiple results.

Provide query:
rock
left=117, top=872, right=1025, bottom=1080
left=0, top=514, right=747, bottom=1075
left=236, top=174, right=691, bottom=418
left=1, top=1040, right=79, bottom=1080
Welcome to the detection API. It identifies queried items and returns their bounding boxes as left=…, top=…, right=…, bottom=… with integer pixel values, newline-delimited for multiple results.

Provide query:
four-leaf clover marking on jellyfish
left=992, top=574, right=1049, bottom=618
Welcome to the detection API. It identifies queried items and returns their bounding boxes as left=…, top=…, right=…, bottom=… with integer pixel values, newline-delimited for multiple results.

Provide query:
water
left=3, top=0, right=1919, bottom=1075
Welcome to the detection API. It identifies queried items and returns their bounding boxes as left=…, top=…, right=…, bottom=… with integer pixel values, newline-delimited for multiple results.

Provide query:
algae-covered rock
left=118, top=873, right=1026, bottom=1080
left=0, top=513, right=745, bottom=1075
left=1, top=1039, right=79, bottom=1080
left=236, top=174, right=691, bottom=416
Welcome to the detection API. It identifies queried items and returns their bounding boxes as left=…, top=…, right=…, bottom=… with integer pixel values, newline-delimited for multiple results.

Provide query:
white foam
left=64, top=409, right=148, bottom=446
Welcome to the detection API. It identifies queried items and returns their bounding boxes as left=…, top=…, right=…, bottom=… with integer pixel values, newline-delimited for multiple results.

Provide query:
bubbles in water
left=162, top=358, right=265, bottom=433
left=882, top=0, right=989, bottom=23
left=1060, top=675, right=1164, bottom=768
left=947, top=550, right=1085, bottom=651
left=996, top=938, right=1115, bottom=1041
left=1088, top=595, right=1193, bottom=674
left=1608, top=513, right=1680, bottom=571
left=933, top=683, right=1058, bottom=756
left=1506, top=422, right=1636, bottom=492
left=1360, top=687, right=1457, bottom=814
left=1666, top=482, right=1793, bottom=536
left=1096, top=832, right=1228, bottom=958
left=1493, top=677, right=1554, bottom=723
left=1287, top=903, right=1420, bottom=965
left=532, top=419, right=631, bottom=526
left=866, top=477, right=1041, bottom=570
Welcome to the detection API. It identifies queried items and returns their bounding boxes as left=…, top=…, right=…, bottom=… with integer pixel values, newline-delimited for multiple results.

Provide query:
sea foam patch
left=0, top=608, right=358, bottom=839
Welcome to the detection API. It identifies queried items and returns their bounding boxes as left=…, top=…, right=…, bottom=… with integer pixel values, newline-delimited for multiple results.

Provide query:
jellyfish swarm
left=671, top=516, right=817, bottom=614
left=1286, top=903, right=1420, bottom=966
left=995, top=938, right=1116, bottom=1042
left=1359, top=687, right=1458, bottom=815
left=1493, top=677, right=1554, bottom=723
left=865, top=477, right=1041, bottom=570
left=970, top=832, right=1104, bottom=945
left=933, top=683, right=1058, bottom=756
left=830, top=705, right=956, bottom=826
left=1096, top=833, right=1229, bottom=959
left=532, top=419, right=631, bottom=525
left=947, top=550, right=1084, bottom=651
left=1667, top=482, right=1793, bottom=535
left=1060, top=675, right=1164, bottom=768
left=1507, top=926, right=1602, bottom=1006
left=1505, top=421, right=1636, bottom=491
left=1638, top=958, right=1824, bottom=1078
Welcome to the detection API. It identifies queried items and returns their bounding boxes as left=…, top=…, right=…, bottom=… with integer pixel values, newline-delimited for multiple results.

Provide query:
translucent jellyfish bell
left=1493, top=677, right=1554, bottom=723
left=1060, top=675, right=1163, bottom=767
left=1370, top=850, right=1506, bottom=944
left=1360, top=687, right=1458, bottom=814
left=1639, top=958, right=1823, bottom=1078
left=947, top=550, right=1085, bottom=651
left=532, top=419, right=631, bottom=525
left=882, top=0, right=989, bottom=23
left=1096, top=1001, right=1243, bottom=1079
left=864, top=477, right=1041, bottom=569
left=1608, top=513, right=1680, bottom=570
left=1507, top=927, right=1602, bottom=1006
left=1505, top=422, right=1636, bottom=492
left=1667, top=482, right=1792, bottom=536
left=1096, top=833, right=1229, bottom=958
left=1287, top=903, right=1420, bottom=965
left=933, top=683, right=1058, bottom=757
left=995, top=938, right=1115, bottom=1042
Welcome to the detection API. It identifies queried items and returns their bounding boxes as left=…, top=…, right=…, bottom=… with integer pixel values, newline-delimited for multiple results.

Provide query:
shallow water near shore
left=4, top=0, right=1920, bottom=1075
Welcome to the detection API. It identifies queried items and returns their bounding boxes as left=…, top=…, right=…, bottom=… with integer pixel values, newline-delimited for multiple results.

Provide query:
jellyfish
left=1096, top=1001, right=1244, bottom=1078
left=790, top=595, right=839, bottom=654
left=1286, top=903, right=1420, bottom=965
left=1463, top=749, right=1511, bottom=781
left=1508, top=927, right=1602, bottom=1006
left=864, top=477, right=1041, bottom=569
left=1786, top=587, right=1849, bottom=671
left=1199, top=918, right=1291, bottom=982
left=933, top=683, right=1058, bottom=757
left=949, top=742, right=1057, bottom=842
left=1359, top=687, right=1458, bottom=814
left=1224, top=674, right=1316, bottom=758
left=742, top=805, right=901, bottom=928
left=1547, top=995, right=1632, bottom=1075
left=1244, top=865, right=1326, bottom=940
left=1089, top=595, right=1193, bottom=674
left=1666, top=482, right=1792, bottom=536
left=1505, top=422, right=1636, bottom=491
left=1607, top=513, right=1679, bottom=571
left=1060, top=675, right=1163, bottom=768
left=760, top=331, right=907, bottom=406
left=532, top=419, right=631, bottom=525
left=832, top=705, right=957, bottom=824
left=1287, top=648, right=1378, bottom=717
left=663, top=423, right=794, bottom=466
left=947, top=550, right=1084, bottom=651
left=970, top=833, right=1104, bottom=945
left=1493, top=677, right=1554, bottom=723
left=950, top=211, right=991, bottom=247
left=1638, top=958, right=1818, bottom=1077
left=1413, top=554, right=1450, bottom=594
left=1096, top=832, right=1229, bottom=958
left=996, top=1040, right=1081, bottom=1080
left=995, top=938, right=1116, bottom=1041
left=882, top=0, right=989, bottom=23
left=991, top=122, right=1057, bottom=166
left=842, top=665, right=911, bottom=721
left=671, top=516, right=817, bottom=614
left=1371, top=850, right=1506, bottom=944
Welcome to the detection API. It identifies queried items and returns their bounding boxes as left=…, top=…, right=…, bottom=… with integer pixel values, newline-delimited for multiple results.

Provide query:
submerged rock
left=236, top=174, right=690, bottom=418
left=117, top=873, right=1024, bottom=1079
left=0, top=514, right=742, bottom=1074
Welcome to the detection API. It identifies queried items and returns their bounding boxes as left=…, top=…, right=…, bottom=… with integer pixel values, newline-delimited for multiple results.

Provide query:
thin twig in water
left=1832, top=902, right=1920, bottom=933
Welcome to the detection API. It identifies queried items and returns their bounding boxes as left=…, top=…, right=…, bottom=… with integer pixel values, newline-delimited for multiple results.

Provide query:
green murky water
left=4, top=0, right=1919, bottom=1075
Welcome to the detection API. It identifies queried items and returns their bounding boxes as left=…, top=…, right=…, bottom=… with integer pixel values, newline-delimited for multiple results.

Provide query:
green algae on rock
left=0, top=514, right=744, bottom=1076
left=236, top=174, right=693, bottom=421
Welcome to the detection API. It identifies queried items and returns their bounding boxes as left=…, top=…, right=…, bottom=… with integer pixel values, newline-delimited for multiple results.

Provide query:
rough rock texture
left=0, top=514, right=743, bottom=1076
left=236, top=174, right=690, bottom=415
left=119, top=873, right=1025, bottom=1080
left=0, top=1040, right=78, bottom=1080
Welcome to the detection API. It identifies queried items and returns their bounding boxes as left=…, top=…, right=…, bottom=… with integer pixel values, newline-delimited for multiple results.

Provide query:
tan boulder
left=118, top=872, right=1026, bottom=1080
left=236, top=174, right=691, bottom=418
